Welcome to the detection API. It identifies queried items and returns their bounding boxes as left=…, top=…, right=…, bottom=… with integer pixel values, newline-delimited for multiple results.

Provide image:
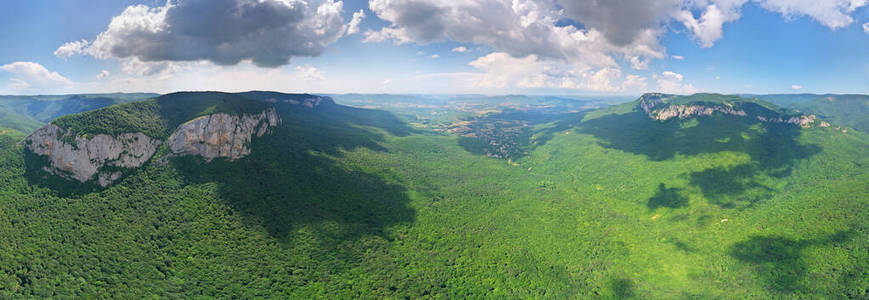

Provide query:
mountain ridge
left=0, top=91, right=866, bottom=298
left=20, top=91, right=330, bottom=187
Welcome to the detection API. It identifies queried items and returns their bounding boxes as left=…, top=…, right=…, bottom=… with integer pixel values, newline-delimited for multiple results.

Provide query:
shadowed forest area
left=0, top=92, right=866, bottom=298
left=574, top=109, right=820, bottom=209
left=730, top=230, right=860, bottom=294
left=171, top=103, right=419, bottom=240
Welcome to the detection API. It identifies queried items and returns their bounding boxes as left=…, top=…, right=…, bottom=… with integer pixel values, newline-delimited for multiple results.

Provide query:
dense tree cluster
left=0, top=94, right=866, bottom=298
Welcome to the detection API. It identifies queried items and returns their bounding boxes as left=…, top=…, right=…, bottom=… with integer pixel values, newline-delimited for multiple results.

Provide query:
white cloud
left=0, top=62, right=72, bottom=92
left=365, top=0, right=662, bottom=68
left=558, top=0, right=681, bottom=46
left=54, top=40, right=90, bottom=59
left=863, top=22, right=869, bottom=33
left=759, top=0, right=867, bottom=29
left=365, top=0, right=869, bottom=94
left=464, top=52, right=646, bottom=92
left=59, top=0, right=349, bottom=68
left=654, top=71, right=698, bottom=94
left=622, top=74, right=649, bottom=91
left=347, top=9, right=366, bottom=35
left=121, top=58, right=188, bottom=77
left=96, top=70, right=111, bottom=79
left=451, top=46, right=469, bottom=53
left=791, top=84, right=803, bottom=90
left=430, top=54, right=440, bottom=59
left=366, top=0, right=866, bottom=65
left=676, top=3, right=745, bottom=48
left=294, top=66, right=325, bottom=81
left=59, top=61, right=360, bottom=94
left=629, top=56, right=650, bottom=70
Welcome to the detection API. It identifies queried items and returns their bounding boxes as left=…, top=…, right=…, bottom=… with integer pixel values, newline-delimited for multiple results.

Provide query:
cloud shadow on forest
left=171, top=103, right=419, bottom=249
left=729, top=230, right=855, bottom=293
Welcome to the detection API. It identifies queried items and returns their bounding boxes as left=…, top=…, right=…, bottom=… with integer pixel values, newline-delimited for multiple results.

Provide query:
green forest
left=0, top=92, right=866, bottom=298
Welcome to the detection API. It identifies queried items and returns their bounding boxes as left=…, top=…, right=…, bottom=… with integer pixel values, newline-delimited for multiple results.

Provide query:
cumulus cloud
left=676, top=3, right=745, bottom=48
left=451, top=46, right=469, bottom=53
left=675, top=0, right=867, bottom=47
left=365, top=0, right=658, bottom=67
left=863, top=22, right=869, bottom=33
left=629, top=56, right=651, bottom=70
left=96, top=70, right=111, bottom=79
left=360, top=0, right=711, bottom=93
left=121, top=58, right=188, bottom=77
left=791, top=84, right=802, bottom=90
left=672, top=55, right=685, bottom=60
left=557, top=0, right=680, bottom=46
left=759, top=0, right=867, bottom=29
left=295, top=66, right=325, bottom=81
left=54, top=39, right=90, bottom=59
left=347, top=9, right=366, bottom=35
left=366, top=0, right=867, bottom=66
left=465, top=52, right=646, bottom=92
left=0, top=62, right=72, bottom=91
left=430, top=54, right=440, bottom=59
left=58, top=0, right=349, bottom=68
left=654, top=71, right=698, bottom=94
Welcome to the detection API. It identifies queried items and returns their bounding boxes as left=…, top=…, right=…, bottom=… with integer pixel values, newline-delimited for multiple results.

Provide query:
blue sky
left=0, top=0, right=867, bottom=96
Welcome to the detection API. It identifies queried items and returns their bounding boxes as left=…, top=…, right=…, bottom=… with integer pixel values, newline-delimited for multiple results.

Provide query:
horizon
left=1, top=2, right=868, bottom=297
left=1, top=90, right=867, bottom=98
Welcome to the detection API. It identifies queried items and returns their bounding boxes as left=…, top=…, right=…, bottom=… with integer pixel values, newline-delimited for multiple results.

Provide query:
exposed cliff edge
left=166, top=108, right=280, bottom=161
left=25, top=107, right=281, bottom=187
left=25, top=124, right=161, bottom=186
left=639, top=93, right=828, bottom=128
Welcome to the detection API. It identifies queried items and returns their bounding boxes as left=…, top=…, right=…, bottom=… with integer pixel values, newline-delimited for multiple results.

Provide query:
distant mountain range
left=0, top=93, right=158, bottom=133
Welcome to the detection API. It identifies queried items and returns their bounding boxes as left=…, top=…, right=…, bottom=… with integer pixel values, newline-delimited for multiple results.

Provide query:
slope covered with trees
left=751, top=94, right=869, bottom=133
left=0, top=92, right=865, bottom=298
left=0, top=93, right=158, bottom=133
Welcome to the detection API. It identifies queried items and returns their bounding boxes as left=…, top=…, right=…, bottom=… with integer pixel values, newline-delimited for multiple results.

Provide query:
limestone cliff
left=25, top=124, right=161, bottom=186
left=25, top=107, right=281, bottom=186
left=262, top=95, right=333, bottom=108
left=166, top=108, right=280, bottom=161
left=639, top=93, right=821, bottom=128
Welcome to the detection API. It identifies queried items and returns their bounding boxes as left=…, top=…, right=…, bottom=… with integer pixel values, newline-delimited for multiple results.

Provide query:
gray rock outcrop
left=25, top=107, right=281, bottom=187
left=166, top=108, right=280, bottom=161
left=25, top=124, right=161, bottom=186
left=639, top=93, right=820, bottom=128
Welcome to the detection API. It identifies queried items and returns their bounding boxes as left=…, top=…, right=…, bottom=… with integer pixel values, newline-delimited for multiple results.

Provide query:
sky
left=0, top=0, right=868, bottom=96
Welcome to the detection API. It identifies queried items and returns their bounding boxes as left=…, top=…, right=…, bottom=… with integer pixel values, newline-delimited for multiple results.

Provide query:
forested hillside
left=0, top=93, right=157, bottom=133
left=750, top=94, right=869, bottom=133
left=0, top=92, right=865, bottom=298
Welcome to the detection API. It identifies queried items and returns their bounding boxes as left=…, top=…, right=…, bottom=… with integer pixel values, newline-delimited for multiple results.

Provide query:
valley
left=4, top=1, right=868, bottom=298
left=0, top=92, right=866, bottom=298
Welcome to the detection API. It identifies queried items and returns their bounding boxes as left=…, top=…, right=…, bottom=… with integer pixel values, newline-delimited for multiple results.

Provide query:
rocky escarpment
left=261, top=95, right=334, bottom=108
left=639, top=93, right=824, bottom=128
left=25, top=124, right=161, bottom=186
left=166, top=108, right=280, bottom=161
left=25, top=107, right=281, bottom=186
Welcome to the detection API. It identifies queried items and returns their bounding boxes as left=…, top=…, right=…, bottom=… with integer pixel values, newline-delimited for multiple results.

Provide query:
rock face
left=263, top=95, right=333, bottom=108
left=25, top=124, right=161, bottom=186
left=25, top=107, right=281, bottom=187
left=166, top=108, right=280, bottom=161
left=639, top=93, right=820, bottom=128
